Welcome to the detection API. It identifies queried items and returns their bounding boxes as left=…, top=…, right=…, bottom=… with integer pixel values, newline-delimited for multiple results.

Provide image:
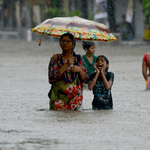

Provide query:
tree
left=140, top=0, right=150, bottom=40
left=141, top=0, right=150, bottom=25
left=3, top=0, right=18, bottom=28
left=107, top=0, right=116, bottom=32
left=43, top=0, right=81, bottom=20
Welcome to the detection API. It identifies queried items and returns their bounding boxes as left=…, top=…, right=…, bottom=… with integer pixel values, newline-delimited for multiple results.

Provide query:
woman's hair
left=60, top=32, right=76, bottom=49
left=82, top=41, right=95, bottom=50
left=96, top=55, right=109, bottom=71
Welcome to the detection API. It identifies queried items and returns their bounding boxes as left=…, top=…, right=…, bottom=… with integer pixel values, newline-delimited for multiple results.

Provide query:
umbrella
left=31, top=16, right=117, bottom=45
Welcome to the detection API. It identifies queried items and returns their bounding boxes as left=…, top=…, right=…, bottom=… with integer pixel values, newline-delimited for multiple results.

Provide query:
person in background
left=48, top=33, right=88, bottom=110
left=142, top=52, right=150, bottom=81
left=82, top=41, right=97, bottom=84
left=117, top=14, right=135, bottom=41
left=88, top=55, right=114, bottom=110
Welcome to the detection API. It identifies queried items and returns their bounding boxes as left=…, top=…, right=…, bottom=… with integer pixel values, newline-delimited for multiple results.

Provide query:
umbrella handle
left=39, top=35, right=43, bottom=46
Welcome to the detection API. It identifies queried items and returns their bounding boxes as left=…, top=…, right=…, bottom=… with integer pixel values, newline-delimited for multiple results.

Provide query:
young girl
left=82, top=41, right=97, bottom=77
left=88, top=55, right=114, bottom=109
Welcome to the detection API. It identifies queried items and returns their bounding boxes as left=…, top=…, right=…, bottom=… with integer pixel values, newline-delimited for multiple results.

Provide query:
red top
left=143, top=53, right=150, bottom=75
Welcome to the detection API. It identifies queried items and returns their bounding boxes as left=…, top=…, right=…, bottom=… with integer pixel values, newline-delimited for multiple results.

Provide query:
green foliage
left=43, top=0, right=81, bottom=19
left=44, top=7, right=81, bottom=20
left=67, top=10, right=81, bottom=17
left=88, top=12, right=94, bottom=20
left=51, top=0, right=59, bottom=8
left=142, top=0, right=150, bottom=24
left=44, top=7, right=65, bottom=19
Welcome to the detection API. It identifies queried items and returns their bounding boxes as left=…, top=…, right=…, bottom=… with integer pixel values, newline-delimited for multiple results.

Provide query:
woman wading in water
left=48, top=33, right=88, bottom=110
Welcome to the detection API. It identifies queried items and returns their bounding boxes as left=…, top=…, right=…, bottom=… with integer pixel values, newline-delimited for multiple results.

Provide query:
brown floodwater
left=0, top=39, right=150, bottom=150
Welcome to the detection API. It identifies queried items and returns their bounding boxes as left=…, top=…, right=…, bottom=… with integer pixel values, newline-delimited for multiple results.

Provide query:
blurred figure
left=117, top=14, right=135, bottom=41
left=142, top=52, right=150, bottom=81
left=142, top=52, right=150, bottom=90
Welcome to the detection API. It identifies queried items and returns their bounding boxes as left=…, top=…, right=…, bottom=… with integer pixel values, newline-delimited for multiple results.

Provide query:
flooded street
left=0, top=39, right=150, bottom=150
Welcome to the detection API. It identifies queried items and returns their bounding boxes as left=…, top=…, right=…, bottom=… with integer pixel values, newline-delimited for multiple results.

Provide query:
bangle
left=93, top=79, right=96, bottom=82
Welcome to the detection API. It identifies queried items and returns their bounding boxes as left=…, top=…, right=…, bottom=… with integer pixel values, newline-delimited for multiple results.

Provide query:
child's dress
left=89, top=72, right=114, bottom=109
left=82, top=54, right=97, bottom=85
left=82, top=54, right=97, bottom=77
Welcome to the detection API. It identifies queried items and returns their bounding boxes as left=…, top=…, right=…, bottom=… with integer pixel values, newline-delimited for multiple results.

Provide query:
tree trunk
left=12, top=3, right=16, bottom=28
left=81, top=0, right=88, bottom=19
left=107, top=0, right=116, bottom=32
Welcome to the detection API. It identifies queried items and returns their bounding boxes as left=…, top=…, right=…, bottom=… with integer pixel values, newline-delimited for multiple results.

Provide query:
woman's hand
left=70, top=65, right=81, bottom=72
left=70, top=65, right=85, bottom=81
left=67, top=56, right=74, bottom=66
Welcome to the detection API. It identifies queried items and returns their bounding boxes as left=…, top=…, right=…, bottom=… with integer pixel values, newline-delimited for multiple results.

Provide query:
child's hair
left=82, top=41, right=95, bottom=50
left=96, top=55, right=109, bottom=71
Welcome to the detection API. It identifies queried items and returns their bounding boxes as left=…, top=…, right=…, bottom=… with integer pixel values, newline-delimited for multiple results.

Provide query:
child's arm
left=101, top=72, right=113, bottom=90
left=101, top=66, right=113, bottom=90
left=88, top=65, right=100, bottom=90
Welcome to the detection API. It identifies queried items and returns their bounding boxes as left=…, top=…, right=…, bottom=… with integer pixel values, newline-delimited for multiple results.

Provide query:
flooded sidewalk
left=0, top=39, right=150, bottom=150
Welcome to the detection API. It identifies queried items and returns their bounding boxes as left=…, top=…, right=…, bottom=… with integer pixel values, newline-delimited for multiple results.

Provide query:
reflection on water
left=0, top=40, right=150, bottom=150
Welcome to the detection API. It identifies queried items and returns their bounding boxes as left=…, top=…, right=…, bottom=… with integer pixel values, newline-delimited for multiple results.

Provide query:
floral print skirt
left=49, top=79, right=83, bottom=110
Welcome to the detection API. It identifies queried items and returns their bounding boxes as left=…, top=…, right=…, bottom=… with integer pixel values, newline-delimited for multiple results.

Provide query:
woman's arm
left=60, top=56, right=74, bottom=74
left=59, top=63, right=69, bottom=75
left=70, top=65, right=86, bottom=81
left=48, top=55, right=69, bottom=83
left=49, top=55, right=78, bottom=83
left=48, top=57, right=61, bottom=83
left=69, top=57, right=87, bottom=82
left=142, top=60, right=147, bottom=81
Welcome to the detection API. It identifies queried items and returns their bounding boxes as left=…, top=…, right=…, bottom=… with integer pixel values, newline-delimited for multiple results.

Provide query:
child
left=82, top=41, right=97, bottom=78
left=88, top=55, right=114, bottom=109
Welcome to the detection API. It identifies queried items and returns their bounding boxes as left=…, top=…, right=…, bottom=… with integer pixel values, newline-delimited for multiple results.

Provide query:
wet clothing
left=89, top=72, right=114, bottom=109
left=82, top=54, right=97, bottom=84
left=143, top=53, right=150, bottom=76
left=48, top=53, right=87, bottom=110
